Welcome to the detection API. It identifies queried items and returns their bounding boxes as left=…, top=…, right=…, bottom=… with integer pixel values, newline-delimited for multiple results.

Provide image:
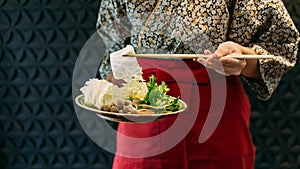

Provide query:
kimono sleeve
left=229, top=0, right=300, bottom=100
left=96, top=0, right=132, bottom=79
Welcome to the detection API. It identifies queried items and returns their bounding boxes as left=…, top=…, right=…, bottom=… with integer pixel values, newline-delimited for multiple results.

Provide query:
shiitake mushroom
left=100, top=99, right=137, bottom=114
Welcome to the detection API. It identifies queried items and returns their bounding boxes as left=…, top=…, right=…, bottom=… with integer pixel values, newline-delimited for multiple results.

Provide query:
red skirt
left=112, top=59, right=256, bottom=169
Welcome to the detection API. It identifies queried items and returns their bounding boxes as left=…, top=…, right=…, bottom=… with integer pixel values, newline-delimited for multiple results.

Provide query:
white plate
left=75, top=94, right=187, bottom=123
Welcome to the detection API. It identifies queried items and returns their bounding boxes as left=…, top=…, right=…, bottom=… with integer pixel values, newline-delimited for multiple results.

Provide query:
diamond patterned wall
left=0, top=0, right=115, bottom=169
left=0, top=0, right=299, bottom=169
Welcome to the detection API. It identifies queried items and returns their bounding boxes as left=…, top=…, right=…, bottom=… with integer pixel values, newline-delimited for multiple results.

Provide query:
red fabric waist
left=137, top=58, right=225, bottom=84
left=114, top=58, right=255, bottom=163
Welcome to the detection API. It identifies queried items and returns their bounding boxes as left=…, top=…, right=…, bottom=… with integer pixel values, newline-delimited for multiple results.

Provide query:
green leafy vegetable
left=140, top=75, right=180, bottom=112
left=165, top=97, right=180, bottom=112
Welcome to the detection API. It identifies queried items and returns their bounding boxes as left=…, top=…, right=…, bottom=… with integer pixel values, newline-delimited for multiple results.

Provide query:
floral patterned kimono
left=96, top=0, right=299, bottom=168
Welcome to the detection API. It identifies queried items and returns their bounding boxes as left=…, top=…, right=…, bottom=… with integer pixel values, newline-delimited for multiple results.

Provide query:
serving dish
left=75, top=94, right=187, bottom=123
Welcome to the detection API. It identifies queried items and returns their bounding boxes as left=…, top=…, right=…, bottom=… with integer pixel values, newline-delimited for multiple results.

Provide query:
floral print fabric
left=96, top=0, right=299, bottom=100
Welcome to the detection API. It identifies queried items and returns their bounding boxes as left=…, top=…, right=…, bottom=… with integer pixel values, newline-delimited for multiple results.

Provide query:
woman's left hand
left=196, top=41, right=247, bottom=76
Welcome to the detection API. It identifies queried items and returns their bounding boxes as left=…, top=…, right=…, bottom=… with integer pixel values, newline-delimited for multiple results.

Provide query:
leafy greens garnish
left=140, top=75, right=180, bottom=112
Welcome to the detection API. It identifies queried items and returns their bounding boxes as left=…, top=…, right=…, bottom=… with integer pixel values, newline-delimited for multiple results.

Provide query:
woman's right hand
left=195, top=41, right=259, bottom=77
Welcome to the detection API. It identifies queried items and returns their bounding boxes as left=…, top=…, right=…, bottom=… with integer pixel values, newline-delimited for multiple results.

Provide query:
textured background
left=0, top=0, right=299, bottom=169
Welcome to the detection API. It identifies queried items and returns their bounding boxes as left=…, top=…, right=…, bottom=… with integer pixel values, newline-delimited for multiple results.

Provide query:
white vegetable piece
left=80, top=78, right=113, bottom=109
left=110, top=45, right=142, bottom=83
left=110, top=45, right=146, bottom=100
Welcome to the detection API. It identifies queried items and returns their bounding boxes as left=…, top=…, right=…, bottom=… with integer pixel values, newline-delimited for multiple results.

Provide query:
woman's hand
left=195, top=41, right=260, bottom=78
left=106, top=72, right=125, bottom=87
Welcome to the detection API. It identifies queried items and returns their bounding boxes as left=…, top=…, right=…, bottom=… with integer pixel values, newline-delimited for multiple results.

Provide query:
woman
left=96, top=0, right=299, bottom=168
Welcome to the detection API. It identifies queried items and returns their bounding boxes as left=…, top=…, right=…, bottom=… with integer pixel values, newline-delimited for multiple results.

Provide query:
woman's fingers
left=220, top=57, right=246, bottom=67
left=195, top=42, right=248, bottom=76
left=197, top=57, right=226, bottom=75
left=204, top=50, right=212, bottom=55
left=106, top=72, right=114, bottom=82
left=106, top=72, right=126, bottom=87
left=196, top=56, right=246, bottom=76
left=220, top=58, right=246, bottom=75
left=112, top=79, right=126, bottom=87
left=196, top=57, right=208, bottom=67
